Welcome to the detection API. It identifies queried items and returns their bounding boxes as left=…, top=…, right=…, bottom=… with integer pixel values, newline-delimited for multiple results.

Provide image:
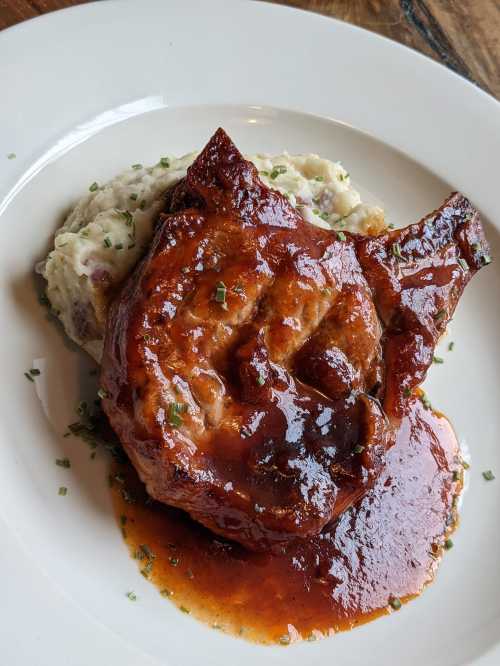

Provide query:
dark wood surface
left=0, top=0, right=498, bottom=98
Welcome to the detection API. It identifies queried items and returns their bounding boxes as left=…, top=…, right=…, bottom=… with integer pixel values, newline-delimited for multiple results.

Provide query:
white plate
left=1, top=2, right=499, bottom=665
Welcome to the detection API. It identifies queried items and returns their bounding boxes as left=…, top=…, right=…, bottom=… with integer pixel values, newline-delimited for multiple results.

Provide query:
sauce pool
left=110, top=398, right=463, bottom=645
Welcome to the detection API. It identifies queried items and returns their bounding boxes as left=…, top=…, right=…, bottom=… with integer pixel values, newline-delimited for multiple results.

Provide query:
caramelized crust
left=101, top=129, right=490, bottom=550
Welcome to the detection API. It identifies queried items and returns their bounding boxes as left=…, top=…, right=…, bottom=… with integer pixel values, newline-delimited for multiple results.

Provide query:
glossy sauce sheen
left=112, top=398, right=462, bottom=644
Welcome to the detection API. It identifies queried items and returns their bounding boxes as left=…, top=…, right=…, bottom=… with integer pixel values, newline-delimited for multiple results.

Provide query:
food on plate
left=41, top=127, right=491, bottom=642
left=100, top=128, right=488, bottom=551
left=40, top=147, right=383, bottom=362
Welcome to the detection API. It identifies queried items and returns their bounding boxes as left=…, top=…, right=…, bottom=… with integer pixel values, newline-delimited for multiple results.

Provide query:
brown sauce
left=110, top=397, right=463, bottom=645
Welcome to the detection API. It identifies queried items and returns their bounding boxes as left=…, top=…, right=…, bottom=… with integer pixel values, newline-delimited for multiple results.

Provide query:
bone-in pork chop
left=100, top=128, right=490, bottom=550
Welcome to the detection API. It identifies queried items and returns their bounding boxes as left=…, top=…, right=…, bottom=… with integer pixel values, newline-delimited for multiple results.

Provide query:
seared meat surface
left=101, top=128, right=490, bottom=550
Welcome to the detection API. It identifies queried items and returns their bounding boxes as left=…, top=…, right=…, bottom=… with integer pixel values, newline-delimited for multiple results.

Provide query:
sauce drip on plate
left=111, top=398, right=462, bottom=645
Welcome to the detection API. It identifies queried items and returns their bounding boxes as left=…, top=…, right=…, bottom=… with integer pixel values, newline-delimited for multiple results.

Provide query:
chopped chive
left=452, top=470, right=460, bottom=482
left=312, top=208, right=320, bottom=215
left=103, top=236, right=112, bottom=248
left=141, top=560, right=154, bottom=578
left=448, top=341, right=455, bottom=352
left=131, top=164, right=142, bottom=170
left=214, top=281, right=227, bottom=306
left=169, top=557, right=179, bottom=567
left=269, top=165, right=287, bottom=180
left=128, top=243, right=136, bottom=250
left=353, top=444, right=365, bottom=454
left=462, top=460, right=470, bottom=470
left=389, top=597, right=402, bottom=610
left=338, top=172, right=349, bottom=181
left=180, top=606, right=190, bottom=614
left=314, top=175, right=324, bottom=182
left=126, top=591, right=137, bottom=601
left=24, top=372, right=34, bottom=382
left=420, top=392, right=432, bottom=410
left=159, top=157, right=170, bottom=168
left=129, top=193, right=138, bottom=201
left=391, top=242, right=406, bottom=261
left=403, top=387, right=412, bottom=398
left=115, top=242, right=124, bottom=250
left=259, top=170, right=269, bottom=176
left=168, top=403, right=184, bottom=427
left=388, top=223, right=395, bottom=229
left=7, top=153, right=16, bottom=160
left=256, top=374, right=265, bottom=387
left=139, top=544, right=155, bottom=560
left=337, top=231, right=346, bottom=241
left=76, top=400, right=88, bottom=416
left=457, top=257, right=469, bottom=272
left=279, top=635, right=291, bottom=645
left=319, top=212, right=329, bottom=221
left=80, top=228, right=89, bottom=238
left=482, top=254, right=492, bottom=265
left=29, top=368, right=41, bottom=376
left=139, top=200, right=146, bottom=210
left=97, top=388, right=109, bottom=400
left=55, top=458, right=71, bottom=469
left=482, top=470, right=495, bottom=481
left=58, top=486, right=68, bottom=496
left=444, top=538, right=454, bottom=550
left=89, top=182, right=98, bottom=192
left=433, top=356, right=444, bottom=364
left=160, top=588, right=172, bottom=597
left=181, top=266, right=190, bottom=274
left=434, top=309, right=446, bottom=323
left=119, top=210, right=133, bottom=225
left=38, top=293, right=50, bottom=306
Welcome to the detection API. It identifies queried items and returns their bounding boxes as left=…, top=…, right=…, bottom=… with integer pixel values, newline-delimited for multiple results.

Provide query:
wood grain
left=0, top=0, right=498, bottom=98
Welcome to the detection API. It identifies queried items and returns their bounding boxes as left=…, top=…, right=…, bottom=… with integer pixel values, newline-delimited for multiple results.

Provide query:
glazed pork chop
left=101, top=128, right=490, bottom=551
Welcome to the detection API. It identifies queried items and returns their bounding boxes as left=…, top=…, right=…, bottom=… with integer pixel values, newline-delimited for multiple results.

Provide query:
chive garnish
left=214, top=281, right=227, bottom=307
left=139, top=200, right=146, bottom=210
left=337, top=231, right=346, bottom=241
left=24, top=372, right=34, bottom=382
left=482, top=470, right=495, bottom=481
left=389, top=597, right=402, bottom=610
left=452, top=470, right=460, bottom=482
left=180, top=606, right=190, bottom=614
left=103, top=237, right=112, bottom=248
left=168, top=403, right=185, bottom=427
left=403, top=387, right=412, bottom=398
left=131, top=164, right=142, bottom=170
left=388, top=223, right=395, bottom=229
left=58, top=486, right=68, bottom=496
left=279, top=635, right=291, bottom=645
left=314, top=175, right=324, bottom=182
left=482, top=254, right=492, bottom=265
left=160, top=589, right=172, bottom=597
left=169, top=557, right=179, bottom=567
left=126, top=591, right=137, bottom=601
left=462, top=460, right=470, bottom=470
left=354, top=445, right=365, bottom=454
left=129, top=193, right=138, bottom=201
left=269, top=165, right=287, bottom=180
left=7, top=153, right=16, bottom=160
left=320, top=212, right=329, bottom=221
left=29, top=368, right=40, bottom=376
left=448, top=341, right=455, bottom=351
left=433, top=356, right=444, bottom=364
left=391, top=242, right=406, bottom=261
left=434, top=309, right=446, bottom=322
left=97, top=388, right=109, bottom=400
left=55, top=458, right=71, bottom=468
left=120, top=210, right=133, bottom=225
left=259, top=170, right=269, bottom=176
left=89, top=182, right=98, bottom=192
left=115, top=242, right=124, bottom=250
left=159, top=157, right=170, bottom=168
left=420, top=392, right=432, bottom=410
left=444, top=538, right=454, bottom=550
left=457, top=257, right=469, bottom=272
left=257, top=374, right=265, bottom=387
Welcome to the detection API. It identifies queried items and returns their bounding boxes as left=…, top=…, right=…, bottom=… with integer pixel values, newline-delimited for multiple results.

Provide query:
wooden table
left=0, top=0, right=498, bottom=98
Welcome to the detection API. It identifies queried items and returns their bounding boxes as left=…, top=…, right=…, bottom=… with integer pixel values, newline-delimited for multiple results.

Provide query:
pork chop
left=100, top=128, right=490, bottom=550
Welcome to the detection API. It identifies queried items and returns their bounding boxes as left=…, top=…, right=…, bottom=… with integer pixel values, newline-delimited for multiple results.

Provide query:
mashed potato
left=40, top=152, right=385, bottom=362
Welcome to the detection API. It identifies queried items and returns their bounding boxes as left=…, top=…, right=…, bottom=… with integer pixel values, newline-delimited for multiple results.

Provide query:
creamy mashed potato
left=40, top=152, right=385, bottom=362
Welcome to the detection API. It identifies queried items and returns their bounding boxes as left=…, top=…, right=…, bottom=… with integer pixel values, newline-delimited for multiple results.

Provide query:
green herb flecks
left=403, top=387, right=412, bottom=398
left=257, top=374, right=265, bottom=387
left=389, top=597, right=402, bottom=611
left=483, top=470, right=495, bottom=481
left=129, top=193, right=138, bottom=201
left=337, top=231, right=346, bottom=241
left=56, top=458, right=71, bottom=469
left=7, top=153, right=16, bottom=160
left=391, top=242, right=406, bottom=261
left=457, top=257, right=469, bottom=272
left=448, top=341, right=455, bottom=352
left=58, top=486, right=68, bottom=496
left=24, top=372, right=34, bottom=382
left=169, top=556, right=180, bottom=567
left=314, top=175, right=324, bottom=182
left=444, top=538, right=454, bottom=550
left=353, top=445, right=365, bottom=454
left=126, top=591, right=137, bottom=601
left=89, top=182, right=99, bottom=192
left=434, top=309, right=446, bottom=323
left=180, top=606, right=190, bottom=614
left=97, top=388, right=109, bottom=400
left=131, top=164, right=143, bottom=170
left=29, top=368, right=40, bottom=376
left=269, top=165, right=287, bottom=180
left=119, top=210, right=134, bottom=226
left=279, top=635, right=291, bottom=645
left=420, top=392, right=432, bottom=411
left=160, top=588, right=172, bottom=597
left=168, top=402, right=187, bottom=428
left=103, top=236, right=112, bottom=248
left=433, top=356, right=444, bottom=364
left=159, top=157, right=170, bottom=168
left=214, top=281, right=227, bottom=309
